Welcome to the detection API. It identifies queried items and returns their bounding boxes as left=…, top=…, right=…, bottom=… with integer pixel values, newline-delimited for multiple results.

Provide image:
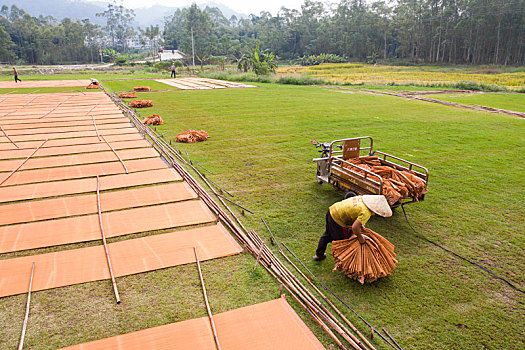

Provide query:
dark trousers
left=315, top=210, right=351, bottom=257
left=14, top=75, right=21, bottom=83
left=171, top=70, right=176, bottom=78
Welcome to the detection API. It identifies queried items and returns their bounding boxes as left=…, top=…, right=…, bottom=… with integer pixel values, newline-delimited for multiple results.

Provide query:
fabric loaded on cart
left=342, top=156, right=427, bottom=205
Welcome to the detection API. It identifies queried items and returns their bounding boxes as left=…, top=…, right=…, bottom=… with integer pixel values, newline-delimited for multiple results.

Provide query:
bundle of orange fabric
left=175, top=130, right=209, bottom=143
left=332, top=227, right=397, bottom=284
left=134, top=86, right=151, bottom=92
left=85, top=83, right=99, bottom=89
left=343, top=156, right=427, bottom=205
left=129, top=100, right=153, bottom=108
left=142, top=115, right=163, bottom=125
left=118, top=92, right=137, bottom=98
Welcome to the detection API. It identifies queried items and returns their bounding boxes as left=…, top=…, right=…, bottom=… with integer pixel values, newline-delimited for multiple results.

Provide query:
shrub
left=453, top=81, right=507, bottom=92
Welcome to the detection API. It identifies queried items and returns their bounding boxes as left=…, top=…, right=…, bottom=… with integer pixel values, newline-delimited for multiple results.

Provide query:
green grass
left=105, top=79, right=179, bottom=93
left=101, top=81, right=524, bottom=349
left=0, top=74, right=523, bottom=349
left=427, top=92, right=525, bottom=113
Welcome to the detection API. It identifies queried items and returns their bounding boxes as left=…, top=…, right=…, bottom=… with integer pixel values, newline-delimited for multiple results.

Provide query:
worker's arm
left=351, top=219, right=365, bottom=244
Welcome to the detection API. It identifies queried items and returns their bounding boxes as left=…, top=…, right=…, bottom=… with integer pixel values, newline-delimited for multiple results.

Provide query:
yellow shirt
left=329, top=196, right=373, bottom=228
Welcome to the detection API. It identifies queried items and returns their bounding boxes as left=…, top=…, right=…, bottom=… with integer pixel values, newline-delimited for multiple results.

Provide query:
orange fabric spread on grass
left=1, top=127, right=138, bottom=143
left=0, top=80, right=92, bottom=88
left=0, top=168, right=181, bottom=203
left=0, top=134, right=144, bottom=151
left=0, top=148, right=159, bottom=172
left=0, top=200, right=216, bottom=253
left=58, top=296, right=323, bottom=350
left=1, top=140, right=151, bottom=160
left=1, top=117, right=129, bottom=130
left=0, top=113, right=127, bottom=126
left=4, top=122, right=131, bottom=136
left=0, top=223, right=242, bottom=298
left=0, top=157, right=167, bottom=186
left=0, top=182, right=196, bottom=225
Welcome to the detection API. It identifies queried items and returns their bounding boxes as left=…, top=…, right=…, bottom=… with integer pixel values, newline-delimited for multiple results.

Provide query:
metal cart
left=313, top=136, right=429, bottom=206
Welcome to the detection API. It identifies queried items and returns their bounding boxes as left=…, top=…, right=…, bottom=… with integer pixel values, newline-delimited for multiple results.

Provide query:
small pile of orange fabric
left=129, top=100, right=153, bottom=108
left=332, top=227, right=397, bottom=284
left=118, top=92, right=137, bottom=98
left=134, top=86, right=151, bottom=92
left=175, top=130, right=209, bottom=143
left=343, top=156, right=427, bottom=205
left=142, top=115, right=163, bottom=125
left=86, top=83, right=99, bottom=89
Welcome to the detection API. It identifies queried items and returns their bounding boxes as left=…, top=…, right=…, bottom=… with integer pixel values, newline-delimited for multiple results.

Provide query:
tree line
left=1, top=0, right=524, bottom=66
left=165, top=0, right=525, bottom=66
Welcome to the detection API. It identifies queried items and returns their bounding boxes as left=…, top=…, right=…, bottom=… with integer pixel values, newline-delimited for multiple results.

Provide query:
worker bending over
left=314, top=195, right=392, bottom=261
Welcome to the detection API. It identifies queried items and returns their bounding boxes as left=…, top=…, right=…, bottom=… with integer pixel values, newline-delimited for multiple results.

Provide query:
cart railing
left=329, top=136, right=374, bottom=159
left=331, top=157, right=384, bottom=194
left=373, top=150, right=429, bottom=182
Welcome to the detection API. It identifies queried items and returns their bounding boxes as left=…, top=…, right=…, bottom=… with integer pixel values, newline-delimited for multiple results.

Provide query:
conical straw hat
left=362, top=195, right=392, bottom=217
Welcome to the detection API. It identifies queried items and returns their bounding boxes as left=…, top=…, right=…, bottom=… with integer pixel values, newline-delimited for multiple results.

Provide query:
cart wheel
left=344, top=191, right=357, bottom=199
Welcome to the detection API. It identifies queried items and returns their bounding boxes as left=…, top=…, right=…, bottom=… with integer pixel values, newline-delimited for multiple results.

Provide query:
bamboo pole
left=101, top=135, right=128, bottom=174
left=194, top=247, right=222, bottom=350
left=0, top=139, right=47, bottom=186
left=92, top=114, right=101, bottom=141
left=383, top=329, right=404, bottom=350
left=96, top=176, right=121, bottom=304
left=39, top=95, right=75, bottom=119
left=84, top=103, right=99, bottom=116
left=0, top=125, right=19, bottom=148
left=0, top=95, right=40, bottom=118
left=18, top=262, right=35, bottom=350
left=282, top=243, right=397, bottom=349
left=279, top=247, right=373, bottom=350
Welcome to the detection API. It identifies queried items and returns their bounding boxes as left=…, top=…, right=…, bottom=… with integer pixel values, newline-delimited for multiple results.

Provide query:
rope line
left=400, top=204, right=524, bottom=294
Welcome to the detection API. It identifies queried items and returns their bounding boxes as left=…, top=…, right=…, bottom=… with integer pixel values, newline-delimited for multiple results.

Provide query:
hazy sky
left=86, top=0, right=306, bottom=15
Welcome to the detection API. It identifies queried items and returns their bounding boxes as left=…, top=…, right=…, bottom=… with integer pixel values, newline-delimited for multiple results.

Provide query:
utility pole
left=191, top=27, right=195, bottom=66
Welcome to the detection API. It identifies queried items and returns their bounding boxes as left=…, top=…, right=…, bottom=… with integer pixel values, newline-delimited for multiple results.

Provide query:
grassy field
left=278, top=63, right=525, bottom=90
left=103, top=80, right=524, bottom=349
left=423, top=92, right=525, bottom=113
left=1, top=72, right=524, bottom=349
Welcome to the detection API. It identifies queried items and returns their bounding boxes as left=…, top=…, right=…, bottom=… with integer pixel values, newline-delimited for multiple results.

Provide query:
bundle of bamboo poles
left=332, top=228, right=397, bottom=284
left=107, top=88, right=404, bottom=350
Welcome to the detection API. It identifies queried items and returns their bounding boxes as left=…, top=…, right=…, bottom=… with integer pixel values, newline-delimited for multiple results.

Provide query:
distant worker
left=13, top=66, right=21, bottom=83
left=170, top=63, right=177, bottom=78
left=90, top=78, right=99, bottom=86
left=313, top=195, right=392, bottom=261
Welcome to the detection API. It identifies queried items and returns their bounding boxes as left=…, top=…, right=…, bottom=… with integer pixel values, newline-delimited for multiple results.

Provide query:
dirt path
left=328, top=86, right=525, bottom=118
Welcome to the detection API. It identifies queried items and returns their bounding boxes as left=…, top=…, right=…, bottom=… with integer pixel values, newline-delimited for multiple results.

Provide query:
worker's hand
left=357, top=234, right=365, bottom=244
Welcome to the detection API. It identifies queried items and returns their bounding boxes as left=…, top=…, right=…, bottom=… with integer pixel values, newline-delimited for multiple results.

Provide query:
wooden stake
left=96, top=176, right=121, bottom=304
left=0, top=139, right=47, bottom=186
left=194, top=247, right=222, bottom=350
left=18, top=262, right=35, bottom=350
